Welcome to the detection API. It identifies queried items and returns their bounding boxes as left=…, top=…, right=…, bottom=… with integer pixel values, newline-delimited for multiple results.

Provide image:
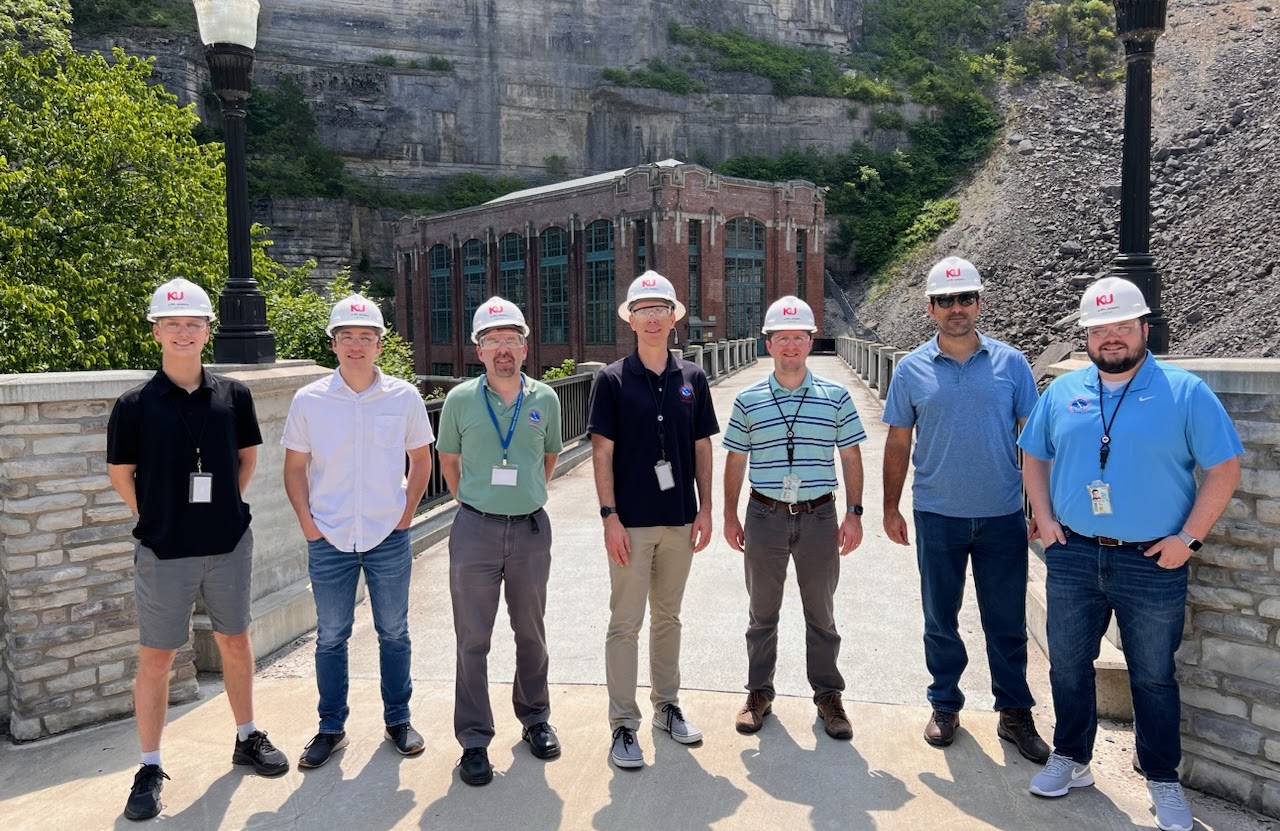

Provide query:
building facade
left=392, top=159, right=826, bottom=378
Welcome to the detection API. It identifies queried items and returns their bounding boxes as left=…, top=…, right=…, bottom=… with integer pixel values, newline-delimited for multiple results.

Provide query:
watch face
left=600, top=506, right=614, bottom=518
left=1188, top=539, right=1203, bottom=552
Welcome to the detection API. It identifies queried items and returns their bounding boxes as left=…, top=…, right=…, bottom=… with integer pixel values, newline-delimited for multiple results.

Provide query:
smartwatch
left=847, top=504, right=864, bottom=516
left=600, top=506, right=617, bottom=519
left=1177, top=531, right=1203, bottom=552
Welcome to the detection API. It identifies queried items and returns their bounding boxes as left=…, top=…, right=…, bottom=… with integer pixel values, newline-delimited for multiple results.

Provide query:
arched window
left=585, top=219, right=615, bottom=344
left=498, top=233, right=526, bottom=309
left=461, top=239, right=486, bottom=330
left=539, top=228, right=568, bottom=344
left=428, top=244, right=451, bottom=343
left=724, top=218, right=766, bottom=340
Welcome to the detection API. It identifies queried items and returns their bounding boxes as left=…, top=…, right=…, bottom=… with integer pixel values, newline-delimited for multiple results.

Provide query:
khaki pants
left=605, top=524, right=694, bottom=730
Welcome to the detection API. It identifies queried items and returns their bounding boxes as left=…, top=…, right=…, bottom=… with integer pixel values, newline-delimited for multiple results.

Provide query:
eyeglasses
left=336, top=333, right=379, bottom=347
left=1086, top=322, right=1140, bottom=340
left=157, top=320, right=208, bottom=334
left=479, top=335, right=526, bottom=350
left=630, top=305, right=673, bottom=320
left=931, top=293, right=978, bottom=309
left=770, top=334, right=812, bottom=347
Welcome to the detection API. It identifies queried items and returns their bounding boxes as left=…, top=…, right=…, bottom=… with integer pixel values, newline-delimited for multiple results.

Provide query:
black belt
left=749, top=490, right=835, bottom=515
left=1064, top=526, right=1160, bottom=551
left=460, top=502, right=541, bottom=534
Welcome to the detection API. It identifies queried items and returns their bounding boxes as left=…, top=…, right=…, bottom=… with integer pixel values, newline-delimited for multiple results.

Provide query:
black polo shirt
left=107, top=369, right=262, bottom=559
left=587, top=352, right=719, bottom=528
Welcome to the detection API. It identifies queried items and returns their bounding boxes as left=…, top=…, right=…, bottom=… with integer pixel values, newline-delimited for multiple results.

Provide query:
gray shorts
left=134, top=528, right=253, bottom=650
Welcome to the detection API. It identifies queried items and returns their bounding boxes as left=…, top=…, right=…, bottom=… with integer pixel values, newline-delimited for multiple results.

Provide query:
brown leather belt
left=749, top=490, right=835, bottom=515
left=1065, top=527, right=1160, bottom=551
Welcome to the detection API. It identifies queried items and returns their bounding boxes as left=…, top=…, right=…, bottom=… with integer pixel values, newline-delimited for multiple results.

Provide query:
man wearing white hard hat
left=1019, top=276, right=1242, bottom=831
left=108, top=278, right=288, bottom=820
left=722, top=295, right=866, bottom=740
left=588, top=270, right=719, bottom=768
left=436, top=297, right=564, bottom=786
left=881, top=256, right=1049, bottom=762
left=282, top=293, right=435, bottom=770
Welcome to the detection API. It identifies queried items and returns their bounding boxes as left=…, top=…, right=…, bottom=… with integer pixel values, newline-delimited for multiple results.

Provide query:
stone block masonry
left=0, top=363, right=327, bottom=739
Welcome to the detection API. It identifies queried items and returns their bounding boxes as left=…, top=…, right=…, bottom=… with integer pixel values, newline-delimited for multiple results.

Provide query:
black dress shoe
left=924, top=710, right=960, bottom=747
left=458, top=747, right=493, bottom=786
left=522, top=722, right=561, bottom=759
left=298, top=731, right=348, bottom=769
left=997, top=708, right=1051, bottom=764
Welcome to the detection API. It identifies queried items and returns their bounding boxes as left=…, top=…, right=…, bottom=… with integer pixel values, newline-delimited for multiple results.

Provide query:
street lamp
left=1111, top=0, right=1169, bottom=353
left=194, top=0, right=276, bottom=363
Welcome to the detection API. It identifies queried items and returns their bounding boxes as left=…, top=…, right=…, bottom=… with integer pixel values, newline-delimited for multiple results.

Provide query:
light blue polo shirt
left=883, top=333, right=1038, bottom=518
left=1017, top=352, right=1243, bottom=540
left=723, top=371, right=866, bottom=502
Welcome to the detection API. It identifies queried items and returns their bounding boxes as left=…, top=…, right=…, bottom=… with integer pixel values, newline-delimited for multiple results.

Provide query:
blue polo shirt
left=587, top=353, right=719, bottom=528
left=883, top=333, right=1039, bottom=517
left=722, top=371, right=866, bottom=502
left=1018, top=352, right=1242, bottom=541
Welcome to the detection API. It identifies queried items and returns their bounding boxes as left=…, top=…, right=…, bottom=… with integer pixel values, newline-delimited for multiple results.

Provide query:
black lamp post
left=1111, top=0, right=1170, bottom=353
left=194, top=0, right=276, bottom=363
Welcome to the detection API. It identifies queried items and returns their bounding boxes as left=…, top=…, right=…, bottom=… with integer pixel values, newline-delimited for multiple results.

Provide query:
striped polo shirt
left=723, top=371, right=866, bottom=502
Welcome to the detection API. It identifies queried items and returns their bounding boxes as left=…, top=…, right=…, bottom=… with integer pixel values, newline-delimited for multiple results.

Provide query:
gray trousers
left=743, top=498, right=844, bottom=702
left=448, top=506, right=552, bottom=748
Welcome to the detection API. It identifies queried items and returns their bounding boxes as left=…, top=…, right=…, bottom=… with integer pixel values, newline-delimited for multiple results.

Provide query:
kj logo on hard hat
left=471, top=295, right=529, bottom=343
left=925, top=257, right=983, bottom=296
left=1078, top=277, right=1150, bottom=328
left=619, top=270, right=687, bottom=321
left=762, top=296, right=817, bottom=334
left=148, top=278, right=216, bottom=321
left=326, top=293, right=385, bottom=336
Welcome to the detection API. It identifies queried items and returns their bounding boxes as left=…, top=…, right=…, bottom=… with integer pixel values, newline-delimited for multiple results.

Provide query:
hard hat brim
left=148, top=311, right=216, bottom=322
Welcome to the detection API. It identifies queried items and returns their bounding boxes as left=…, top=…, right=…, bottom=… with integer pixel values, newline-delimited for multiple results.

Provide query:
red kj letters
left=351, top=303, right=366, bottom=312
left=782, top=306, right=797, bottom=315
left=488, top=304, right=503, bottom=313
left=641, top=279, right=656, bottom=287
left=167, top=291, right=184, bottom=301
left=1096, top=293, right=1114, bottom=306
left=945, top=268, right=961, bottom=278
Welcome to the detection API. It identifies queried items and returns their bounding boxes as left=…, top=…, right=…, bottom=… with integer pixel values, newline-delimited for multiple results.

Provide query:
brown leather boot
left=816, top=692, right=853, bottom=740
left=735, top=690, right=772, bottom=734
left=997, top=708, right=1050, bottom=763
left=923, top=709, right=960, bottom=746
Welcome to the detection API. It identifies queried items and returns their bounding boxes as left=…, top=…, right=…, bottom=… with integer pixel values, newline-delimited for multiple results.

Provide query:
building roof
left=484, top=158, right=686, bottom=206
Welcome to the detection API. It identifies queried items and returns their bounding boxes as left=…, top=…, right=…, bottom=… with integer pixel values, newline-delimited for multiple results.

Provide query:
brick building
left=392, top=159, right=826, bottom=378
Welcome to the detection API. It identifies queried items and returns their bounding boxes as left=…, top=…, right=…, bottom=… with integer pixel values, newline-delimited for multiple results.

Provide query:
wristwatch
left=847, top=504, right=864, bottom=516
left=600, top=506, right=617, bottom=519
left=1177, top=531, right=1203, bottom=552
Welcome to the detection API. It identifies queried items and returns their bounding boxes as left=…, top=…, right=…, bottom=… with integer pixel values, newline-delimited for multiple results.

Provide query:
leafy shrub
left=70, top=0, right=194, bottom=35
left=1019, top=0, right=1121, bottom=83
left=371, top=55, right=396, bottom=67
left=425, top=55, right=453, bottom=71
left=540, top=359, right=577, bottom=381
left=602, top=59, right=705, bottom=94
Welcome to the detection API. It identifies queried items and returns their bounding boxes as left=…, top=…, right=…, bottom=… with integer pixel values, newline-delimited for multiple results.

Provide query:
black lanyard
left=645, top=365, right=672, bottom=461
left=1098, top=375, right=1136, bottom=473
left=771, top=388, right=808, bottom=467
left=174, top=392, right=210, bottom=473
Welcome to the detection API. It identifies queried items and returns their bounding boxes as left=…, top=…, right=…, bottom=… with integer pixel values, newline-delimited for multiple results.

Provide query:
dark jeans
left=1046, top=534, right=1187, bottom=781
left=743, top=498, right=843, bottom=702
left=913, top=510, right=1034, bottom=713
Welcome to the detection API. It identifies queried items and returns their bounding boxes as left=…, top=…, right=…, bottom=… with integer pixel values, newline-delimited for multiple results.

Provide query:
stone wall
left=0, top=363, right=328, bottom=739
left=1174, top=359, right=1280, bottom=818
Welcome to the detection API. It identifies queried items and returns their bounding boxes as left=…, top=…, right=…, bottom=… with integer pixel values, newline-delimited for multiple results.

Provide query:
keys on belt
left=749, top=490, right=834, bottom=515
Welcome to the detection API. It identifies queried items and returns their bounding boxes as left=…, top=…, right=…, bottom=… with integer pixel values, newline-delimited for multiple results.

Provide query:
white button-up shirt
left=282, top=368, right=434, bottom=552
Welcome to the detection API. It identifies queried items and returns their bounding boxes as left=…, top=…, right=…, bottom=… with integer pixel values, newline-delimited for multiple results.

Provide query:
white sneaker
left=1148, top=780, right=1193, bottom=831
left=1029, top=752, right=1094, bottom=797
left=609, top=726, right=644, bottom=769
left=656, top=703, right=703, bottom=745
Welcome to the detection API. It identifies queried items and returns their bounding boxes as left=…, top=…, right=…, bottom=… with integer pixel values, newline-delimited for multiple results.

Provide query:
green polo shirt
left=436, top=374, right=563, bottom=515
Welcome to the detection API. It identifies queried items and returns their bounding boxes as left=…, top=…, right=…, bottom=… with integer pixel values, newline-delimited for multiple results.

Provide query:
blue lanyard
left=481, top=374, right=524, bottom=465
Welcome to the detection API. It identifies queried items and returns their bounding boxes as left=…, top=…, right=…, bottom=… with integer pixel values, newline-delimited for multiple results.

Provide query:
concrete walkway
left=1, top=357, right=1274, bottom=830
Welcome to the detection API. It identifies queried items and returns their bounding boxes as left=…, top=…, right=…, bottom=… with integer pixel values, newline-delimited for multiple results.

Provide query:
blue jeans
left=914, top=510, right=1034, bottom=713
left=1046, top=534, right=1186, bottom=781
left=308, top=529, right=413, bottom=733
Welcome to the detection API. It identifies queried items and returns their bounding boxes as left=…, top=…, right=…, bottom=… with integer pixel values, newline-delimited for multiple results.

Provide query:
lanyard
left=1097, top=374, right=1136, bottom=473
left=644, top=364, right=672, bottom=461
left=174, top=390, right=209, bottom=473
left=771, top=387, right=808, bottom=467
left=481, top=374, right=524, bottom=465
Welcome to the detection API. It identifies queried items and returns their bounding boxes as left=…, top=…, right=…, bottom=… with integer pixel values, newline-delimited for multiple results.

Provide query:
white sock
left=140, top=750, right=162, bottom=768
left=236, top=721, right=257, bottom=742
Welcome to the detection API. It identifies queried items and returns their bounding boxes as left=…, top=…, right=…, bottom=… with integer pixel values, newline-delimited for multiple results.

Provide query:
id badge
left=780, top=474, right=801, bottom=504
left=491, top=465, right=519, bottom=487
left=189, top=472, right=213, bottom=504
left=1088, top=480, right=1113, bottom=516
left=654, top=460, right=676, bottom=491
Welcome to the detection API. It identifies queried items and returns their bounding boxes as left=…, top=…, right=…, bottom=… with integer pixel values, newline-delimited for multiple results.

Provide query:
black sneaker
left=385, top=722, right=425, bottom=756
left=298, top=731, right=349, bottom=770
left=232, top=730, right=290, bottom=776
left=457, top=747, right=493, bottom=786
left=123, top=764, right=169, bottom=821
left=522, top=721, right=561, bottom=759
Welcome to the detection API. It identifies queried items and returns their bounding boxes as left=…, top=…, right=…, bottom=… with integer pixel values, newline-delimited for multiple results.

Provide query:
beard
left=1088, top=337, right=1147, bottom=375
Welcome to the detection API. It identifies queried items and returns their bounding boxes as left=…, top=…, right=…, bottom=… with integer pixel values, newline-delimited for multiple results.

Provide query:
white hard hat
left=147, top=278, right=215, bottom=321
left=761, top=295, right=818, bottom=334
left=926, top=257, right=983, bottom=296
left=471, top=296, right=529, bottom=343
left=326, top=293, right=386, bottom=336
left=617, top=270, right=686, bottom=322
left=1078, top=276, right=1151, bottom=327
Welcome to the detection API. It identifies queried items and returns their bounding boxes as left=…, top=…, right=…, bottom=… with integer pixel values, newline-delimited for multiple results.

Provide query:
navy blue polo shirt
left=587, top=353, right=719, bottom=528
left=107, top=369, right=262, bottom=559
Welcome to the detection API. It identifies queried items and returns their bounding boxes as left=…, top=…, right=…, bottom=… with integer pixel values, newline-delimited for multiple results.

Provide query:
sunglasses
left=932, top=292, right=978, bottom=309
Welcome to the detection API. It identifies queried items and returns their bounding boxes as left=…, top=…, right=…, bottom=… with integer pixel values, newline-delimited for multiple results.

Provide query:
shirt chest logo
left=1068, top=397, right=1091, bottom=414
left=679, top=384, right=694, bottom=402
left=528, top=408, right=542, bottom=424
